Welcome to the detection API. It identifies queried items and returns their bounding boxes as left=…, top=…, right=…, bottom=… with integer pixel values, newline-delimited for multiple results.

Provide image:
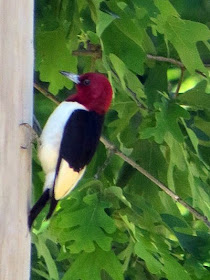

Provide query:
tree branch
left=72, top=48, right=208, bottom=78
left=146, top=54, right=184, bottom=68
left=146, top=54, right=207, bottom=78
left=34, top=82, right=60, bottom=105
left=72, top=50, right=102, bottom=59
left=34, top=83, right=210, bottom=228
left=100, top=137, right=210, bottom=228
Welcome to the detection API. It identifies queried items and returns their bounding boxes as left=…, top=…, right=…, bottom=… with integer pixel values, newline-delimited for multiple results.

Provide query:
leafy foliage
left=49, top=192, right=116, bottom=253
left=32, top=0, right=210, bottom=279
left=63, top=246, right=123, bottom=280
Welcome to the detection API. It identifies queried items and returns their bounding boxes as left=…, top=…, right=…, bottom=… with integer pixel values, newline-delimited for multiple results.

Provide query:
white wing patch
left=39, top=101, right=87, bottom=175
left=54, top=159, right=86, bottom=200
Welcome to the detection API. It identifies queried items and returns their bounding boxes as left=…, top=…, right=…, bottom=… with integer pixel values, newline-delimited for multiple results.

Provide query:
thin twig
left=34, top=83, right=210, bottom=228
left=34, top=82, right=60, bottom=105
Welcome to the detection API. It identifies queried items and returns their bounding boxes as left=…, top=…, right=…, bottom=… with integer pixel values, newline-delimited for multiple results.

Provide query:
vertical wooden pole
left=0, top=1, right=34, bottom=279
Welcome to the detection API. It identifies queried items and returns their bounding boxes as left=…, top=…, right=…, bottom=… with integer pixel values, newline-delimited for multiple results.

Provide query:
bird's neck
left=66, top=94, right=106, bottom=115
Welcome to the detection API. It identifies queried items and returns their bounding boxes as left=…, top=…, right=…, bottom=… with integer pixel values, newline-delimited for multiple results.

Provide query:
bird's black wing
left=59, top=109, right=104, bottom=172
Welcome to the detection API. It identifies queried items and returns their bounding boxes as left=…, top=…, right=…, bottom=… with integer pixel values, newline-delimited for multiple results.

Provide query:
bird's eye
left=83, top=79, right=91, bottom=86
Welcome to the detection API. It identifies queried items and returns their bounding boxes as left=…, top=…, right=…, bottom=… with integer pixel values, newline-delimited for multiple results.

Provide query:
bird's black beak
left=60, top=71, right=80, bottom=84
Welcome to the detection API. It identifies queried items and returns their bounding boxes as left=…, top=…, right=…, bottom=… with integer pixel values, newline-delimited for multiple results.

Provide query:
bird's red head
left=61, top=72, right=113, bottom=115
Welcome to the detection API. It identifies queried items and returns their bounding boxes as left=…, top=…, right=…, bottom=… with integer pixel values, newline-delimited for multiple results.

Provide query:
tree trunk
left=0, top=1, right=34, bottom=279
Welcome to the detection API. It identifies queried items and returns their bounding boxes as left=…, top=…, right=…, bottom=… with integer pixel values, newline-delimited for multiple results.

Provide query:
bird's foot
left=19, top=119, right=41, bottom=149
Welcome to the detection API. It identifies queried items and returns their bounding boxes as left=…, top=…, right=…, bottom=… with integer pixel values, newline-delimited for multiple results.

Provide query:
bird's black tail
left=28, top=189, right=50, bottom=230
left=46, top=196, right=58, bottom=220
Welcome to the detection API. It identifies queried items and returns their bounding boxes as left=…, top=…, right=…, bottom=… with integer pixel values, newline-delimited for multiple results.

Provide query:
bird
left=28, top=71, right=113, bottom=229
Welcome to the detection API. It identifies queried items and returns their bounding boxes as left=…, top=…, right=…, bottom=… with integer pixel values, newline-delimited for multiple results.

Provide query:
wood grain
left=0, top=1, right=34, bottom=279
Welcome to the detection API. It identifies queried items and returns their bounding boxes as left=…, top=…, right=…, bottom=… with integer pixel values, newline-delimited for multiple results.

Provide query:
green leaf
left=105, top=186, right=131, bottom=208
left=102, top=23, right=145, bottom=74
left=164, top=133, right=187, bottom=171
left=36, top=28, right=77, bottom=94
left=155, top=15, right=210, bottom=74
left=118, top=240, right=134, bottom=272
left=109, top=101, right=139, bottom=136
left=96, top=11, right=116, bottom=37
left=125, top=70, right=146, bottom=99
left=163, top=256, right=192, bottom=280
left=183, top=122, right=199, bottom=153
left=159, top=192, right=183, bottom=218
left=113, top=12, right=145, bottom=48
left=55, top=193, right=116, bottom=253
left=144, top=64, right=168, bottom=107
left=132, top=0, right=159, bottom=20
left=135, top=236, right=163, bottom=274
left=190, top=177, right=210, bottom=220
left=32, top=268, right=51, bottom=280
left=119, top=214, right=136, bottom=238
left=36, top=235, right=59, bottom=280
left=161, top=214, right=188, bottom=229
left=174, top=232, right=208, bottom=257
left=178, top=81, right=210, bottom=109
left=62, top=246, right=123, bottom=280
left=141, top=98, right=190, bottom=143
left=154, top=0, right=180, bottom=18
left=109, top=54, right=127, bottom=89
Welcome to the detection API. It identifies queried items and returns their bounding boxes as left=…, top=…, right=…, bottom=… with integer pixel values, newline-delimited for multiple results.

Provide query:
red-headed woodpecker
left=29, top=72, right=113, bottom=229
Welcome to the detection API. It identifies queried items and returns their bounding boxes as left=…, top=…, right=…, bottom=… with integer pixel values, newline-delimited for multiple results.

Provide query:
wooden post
left=0, top=1, right=34, bottom=279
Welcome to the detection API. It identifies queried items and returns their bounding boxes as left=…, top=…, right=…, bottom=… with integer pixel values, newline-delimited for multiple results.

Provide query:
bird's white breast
left=38, top=101, right=87, bottom=190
